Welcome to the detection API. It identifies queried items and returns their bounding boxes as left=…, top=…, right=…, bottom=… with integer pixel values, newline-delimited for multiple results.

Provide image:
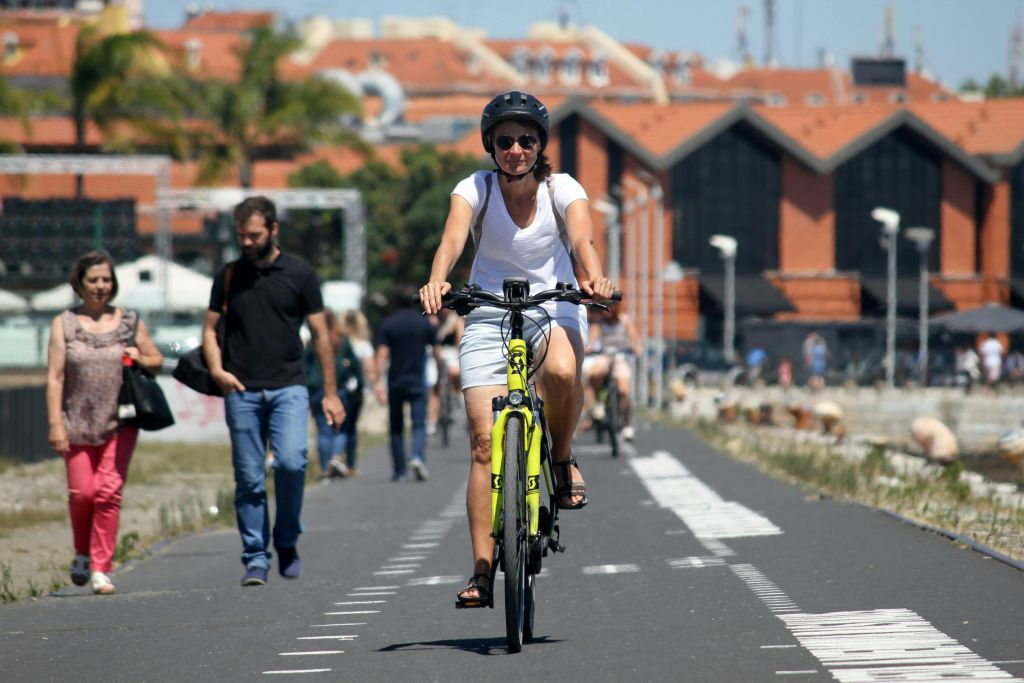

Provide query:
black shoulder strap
left=470, top=172, right=493, bottom=249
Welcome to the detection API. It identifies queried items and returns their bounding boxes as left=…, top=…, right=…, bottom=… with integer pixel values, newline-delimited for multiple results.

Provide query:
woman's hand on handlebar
left=420, top=281, right=452, bottom=315
left=580, top=276, right=616, bottom=302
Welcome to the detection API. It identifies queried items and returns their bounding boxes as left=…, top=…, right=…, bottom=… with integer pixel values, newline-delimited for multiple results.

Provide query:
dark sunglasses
left=494, top=134, right=539, bottom=151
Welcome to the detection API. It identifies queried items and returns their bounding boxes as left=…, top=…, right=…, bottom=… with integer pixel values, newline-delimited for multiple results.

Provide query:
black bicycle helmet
left=480, top=91, right=550, bottom=154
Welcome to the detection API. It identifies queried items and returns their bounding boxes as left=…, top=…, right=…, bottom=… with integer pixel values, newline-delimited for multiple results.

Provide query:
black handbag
left=118, top=315, right=175, bottom=431
left=172, top=263, right=235, bottom=396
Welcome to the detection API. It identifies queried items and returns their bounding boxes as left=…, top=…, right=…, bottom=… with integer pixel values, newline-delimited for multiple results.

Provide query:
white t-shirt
left=980, top=337, right=1004, bottom=369
left=452, top=170, right=588, bottom=325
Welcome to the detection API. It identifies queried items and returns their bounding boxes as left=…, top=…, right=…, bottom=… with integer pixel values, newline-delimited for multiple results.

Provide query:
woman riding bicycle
left=584, top=300, right=642, bottom=441
left=419, top=91, right=615, bottom=607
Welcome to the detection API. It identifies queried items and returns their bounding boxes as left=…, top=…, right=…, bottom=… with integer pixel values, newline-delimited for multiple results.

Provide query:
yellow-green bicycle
left=445, top=277, right=620, bottom=653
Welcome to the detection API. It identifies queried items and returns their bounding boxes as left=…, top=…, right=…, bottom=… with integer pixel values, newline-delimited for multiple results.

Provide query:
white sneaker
left=70, top=554, right=90, bottom=586
left=622, top=425, right=636, bottom=442
left=91, top=571, right=115, bottom=595
left=328, top=456, right=349, bottom=479
left=410, top=458, right=429, bottom=481
left=591, top=403, right=606, bottom=421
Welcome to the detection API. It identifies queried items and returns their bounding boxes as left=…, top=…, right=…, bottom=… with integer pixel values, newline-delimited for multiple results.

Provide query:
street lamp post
left=709, top=235, right=738, bottom=363
left=593, top=197, right=621, bottom=284
left=662, top=261, right=686, bottom=372
left=638, top=170, right=664, bottom=408
left=872, top=207, right=901, bottom=389
left=905, top=227, right=935, bottom=387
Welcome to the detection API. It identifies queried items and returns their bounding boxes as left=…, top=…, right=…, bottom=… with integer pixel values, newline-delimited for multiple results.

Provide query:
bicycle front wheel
left=607, top=382, right=621, bottom=459
left=502, top=413, right=526, bottom=653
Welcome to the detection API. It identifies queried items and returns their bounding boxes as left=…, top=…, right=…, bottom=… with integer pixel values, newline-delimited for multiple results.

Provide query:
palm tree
left=0, top=74, right=32, bottom=152
left=70, top=26, right=181, bottom=193
left=185, top=26, right=364, bottom=188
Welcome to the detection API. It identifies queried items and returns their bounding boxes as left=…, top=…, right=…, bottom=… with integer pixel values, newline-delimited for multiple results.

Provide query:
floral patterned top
left=61, top=308, right=138, bottom=445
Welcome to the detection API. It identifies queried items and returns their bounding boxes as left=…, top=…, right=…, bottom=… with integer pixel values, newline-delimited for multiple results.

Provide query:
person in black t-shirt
left=202, top=196, right=344, bottom=587
left=374, top=284, right=440, bottom=482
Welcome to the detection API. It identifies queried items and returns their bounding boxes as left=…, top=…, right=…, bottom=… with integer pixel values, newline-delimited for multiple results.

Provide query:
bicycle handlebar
left=442, top=284, right=622, bottom=316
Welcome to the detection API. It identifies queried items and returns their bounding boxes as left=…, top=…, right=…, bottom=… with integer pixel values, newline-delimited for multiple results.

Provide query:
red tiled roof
left=0, top=17, right=80, bottom=78
left=284, top=38, right=513, bottom=94
left=587, top=100, right=736, bottom=157
left=152, top=30, right=246, bottom=80
left=484, top=38, right=650, bottom=94
left=910, top=98, right=1024, bottom=157
left=723, top=67, right=955, bottom=107
left=182, top=11, right=274, bottom=33
left=753, top=105, right=897, bottom=160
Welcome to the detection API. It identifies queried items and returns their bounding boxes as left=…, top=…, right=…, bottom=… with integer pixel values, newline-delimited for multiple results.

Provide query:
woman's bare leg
left=537, top=326, right=586, bottom=506
left=460, top=384, right=504, bottom=597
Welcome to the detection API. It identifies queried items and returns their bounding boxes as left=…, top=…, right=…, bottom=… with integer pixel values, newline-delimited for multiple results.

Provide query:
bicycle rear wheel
left=502, top=414, right=526, bottom=653
left=607, top=382, right=621, bottom=458
left=439, top=377, right=452, bottom=448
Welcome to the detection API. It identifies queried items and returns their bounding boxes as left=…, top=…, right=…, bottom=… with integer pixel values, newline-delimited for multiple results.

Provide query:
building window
left=512, top=47, right=530, bottom=78
left=851, top=92, right=868, bottom=104
left=889, top=91, right=908, bottom=104
left=559, top=48, right=582, bottom=84
left=588, top=55, right=609, bottom=87
left=834, top=128, right=941, bottom=278
left=184, top=37, right=202, bottom=71
left=1011, top=161, right=1024, bottom=282
left=647, top=49, right=667, bottom=73
left=671, top=124, right=781, bottom=276
left=534, top=47, right=554, bottom=83
left=672, top=61, right=692, bottom=85
left=766, top=92, right=787, bottom=107
left=559, top=114, right=578, bottom=176
left=931, top=92, right=950, bottom=102
left=806, top=92, right=825, bottom=106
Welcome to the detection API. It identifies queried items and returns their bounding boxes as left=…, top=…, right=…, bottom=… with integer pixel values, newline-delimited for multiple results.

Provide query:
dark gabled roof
left=860, top=277, right=955, bottom=316
left=698, top=274, right=795, bottom=317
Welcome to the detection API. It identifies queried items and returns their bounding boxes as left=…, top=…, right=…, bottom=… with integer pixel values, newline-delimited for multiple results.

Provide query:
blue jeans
left=388, top=383, right=427, bottom=478
left=225, top=385, right=309, bottom=569
left=310, top=388, right=363, bottom=471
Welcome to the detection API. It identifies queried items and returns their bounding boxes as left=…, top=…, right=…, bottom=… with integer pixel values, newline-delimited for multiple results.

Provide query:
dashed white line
left=323, top=610, right=381, bottom=616
left=278, top=651, right=344, bottom=656
left=761, top=645, right=798, bottom=649
left=346, top=591, right=395, bottom=596
left=388, top=555, right=426, bottom=562
left=402, top=543, right=439, bottom=549
left=581, top=564, right=640, bottom=575
left=379, top=564, right=419, bottom=570
left=332, top=601, right=385, bottom=606
left=263, top=669, right=331, bottom=675
left=310, top=623, right=366, bottom=628
left=352, top=585, right=399, bottom=591
left=297, top=635, right=358, bottom=641
left=407, top=575, right=464, bottom=586
left=374, top=569, right=416, bottom=575
left=730, top=565, right=801, bottom=613
left=667, top=556, right=726, bottom=569
left=775, top=671, right=817, bottom=676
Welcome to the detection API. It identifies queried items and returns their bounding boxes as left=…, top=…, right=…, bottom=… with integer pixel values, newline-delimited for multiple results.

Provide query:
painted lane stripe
left=388, top=555, right=426, bottom=562
left=775, top=671, right=817, bottom=676
left=352, top=585, right=399, bottom=590
left=262, top=669, right=331, bottom=675
left=761, top=645, right=798, bottom=649
left=629, top=451, right=782, bottom=539
left=323, top=610, right=381, bottom=615
left=278, top=651, right=344, bottom=656
left=402, top=543, right=439, bottom=549
left=778, top=609, right=1023, bottom=682
left=668, top=556, right=726, bottom=569
left=581, top=564, right=640, bottom=575
left=374, top=569, right=416, bottom=575
left=332, top=601, right=385, bottom=605
left=380, top=564, right=420, bottom=570
left=310, top=623, right=367, bottom=628
left=297, top=635, right=358, bottom=641
left=407, top=575, right=464, bottom=586
left=730, top=565, right=801, bottom=613
left=699, top=538, right=737, bottom=557
left=346, top=591, right=395, bottom=596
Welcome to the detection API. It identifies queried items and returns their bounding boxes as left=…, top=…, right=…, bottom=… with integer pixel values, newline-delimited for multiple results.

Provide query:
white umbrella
left=0, top=288, right=29, bottom=313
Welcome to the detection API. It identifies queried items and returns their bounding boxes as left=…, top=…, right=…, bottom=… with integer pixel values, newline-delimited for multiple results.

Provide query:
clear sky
left=145, top=0, right=1024, bottom=89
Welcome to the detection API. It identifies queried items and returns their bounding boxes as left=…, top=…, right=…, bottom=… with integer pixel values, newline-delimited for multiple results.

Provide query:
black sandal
left=455, top=573, right=491, bottom=609
left=552, top=455, right=588, bottom=510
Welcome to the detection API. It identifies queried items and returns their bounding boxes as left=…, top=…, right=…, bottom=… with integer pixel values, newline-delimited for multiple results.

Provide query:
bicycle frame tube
left=490, top=336, right=543, bottom=538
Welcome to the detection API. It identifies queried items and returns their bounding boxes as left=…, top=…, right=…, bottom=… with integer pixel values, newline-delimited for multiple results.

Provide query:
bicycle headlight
left=508, top=390, right=524, bottom=406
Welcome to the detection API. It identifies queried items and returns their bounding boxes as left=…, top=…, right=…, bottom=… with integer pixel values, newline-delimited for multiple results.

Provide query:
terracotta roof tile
left=484, top=38, right=650, bottom=94
left=910, top=98, right=1024, bottom=157
left=152, top=30, right=246, bottom=80
left=587, top=100, right=736, bottom=158
left=182, top=11, right=274, bottom=33
left=0, top=18, right=80, bottom=78
left=753, top=104, right=896, bottom=159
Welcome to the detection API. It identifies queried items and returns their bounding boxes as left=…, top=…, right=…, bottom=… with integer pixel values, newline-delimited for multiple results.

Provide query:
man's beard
left=243, top=239, right=275, bottom=262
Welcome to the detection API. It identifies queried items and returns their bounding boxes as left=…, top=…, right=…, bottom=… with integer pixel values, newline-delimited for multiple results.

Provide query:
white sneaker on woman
left=90, top=571, right=116, bottom=595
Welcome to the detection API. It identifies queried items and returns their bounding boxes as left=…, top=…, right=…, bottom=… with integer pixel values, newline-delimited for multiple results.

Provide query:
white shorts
left=459, top=306, right=587, bottom=390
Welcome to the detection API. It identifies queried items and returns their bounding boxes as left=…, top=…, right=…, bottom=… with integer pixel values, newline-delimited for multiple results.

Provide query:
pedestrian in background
left=803, top=330, right=828, bottom=391
left=202, top=196, right=344, bottom=587
left=46, top=250, right=164, bottom=595
left=979, top=332, right=1004, bottom=389
left=374, top=284, right=439, bottom=482
left=332, top=309, right=377, bottom=477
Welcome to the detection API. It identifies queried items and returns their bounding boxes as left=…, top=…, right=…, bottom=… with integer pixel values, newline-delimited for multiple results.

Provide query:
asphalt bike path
left=2, top=421, right=1023, bottom=681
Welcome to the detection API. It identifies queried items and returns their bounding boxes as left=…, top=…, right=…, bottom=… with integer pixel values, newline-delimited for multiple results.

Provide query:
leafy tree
left=286, top=146, right=488, bottom=306
left=958, top=73, right=1024, bottom=98
left=183, top=27, right=364, bottom=188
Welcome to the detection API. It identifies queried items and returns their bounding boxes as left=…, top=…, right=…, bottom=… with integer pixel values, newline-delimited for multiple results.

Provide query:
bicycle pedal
left=547, top=538, right=566, bottom=554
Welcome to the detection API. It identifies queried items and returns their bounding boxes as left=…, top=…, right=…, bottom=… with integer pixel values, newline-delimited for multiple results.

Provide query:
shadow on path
left=379, top=635, right=563, bottom=656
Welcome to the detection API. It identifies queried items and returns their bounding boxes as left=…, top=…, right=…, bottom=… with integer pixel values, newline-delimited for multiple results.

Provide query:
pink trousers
left=63, top=428, right=138, bottom=573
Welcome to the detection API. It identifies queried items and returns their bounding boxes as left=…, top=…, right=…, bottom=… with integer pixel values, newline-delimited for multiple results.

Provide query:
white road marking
left=402, top=543, right=439, bottom=549
left=352, top=585, right=399, bottom=590
left=761, top=645, right=798, bottom=649
left=778, top=609, right=1023, bottom=682
left=668, top=556, right=726, bottom=569
left=407, top=575, right=464, bottom=586
left=581, top=564, right=640, bottom=575
left=379, top=564, right=419, bottom=570
left=388, top=555, right=426, bottom=562
left=664, top=529, right=689, bottom=535
left=332, top=601, right=385, bottom=605
left=297, top=635, right=358, bottom=641
left=346, top=591, right=395, bottom=596
left=310, top=623, right=366, bottom=628
left=775, top=671, right=817, bottom=676
left=323, top=610, right=381, bottom=615
left=373, top=569, right=416, bottom=575
left=278, top=651, right=344, bottom=656
left=629, top=451, right=782, bottom=539
left=730, top=565, right=801, bottom=613
left=262, top=669, right=332, bottom=675
left=699, top=538, right=737, bottom=557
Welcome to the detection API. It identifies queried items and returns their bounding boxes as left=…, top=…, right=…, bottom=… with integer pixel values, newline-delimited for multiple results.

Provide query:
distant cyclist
left=584, top=300, right=642, bottom=441
left=419, top=91, right=615, bottom=607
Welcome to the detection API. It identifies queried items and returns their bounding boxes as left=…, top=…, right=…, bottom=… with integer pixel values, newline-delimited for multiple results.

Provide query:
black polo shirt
left=209, top=251, right=324, bottom=389
left=374, top=307, right=437, bottom=390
